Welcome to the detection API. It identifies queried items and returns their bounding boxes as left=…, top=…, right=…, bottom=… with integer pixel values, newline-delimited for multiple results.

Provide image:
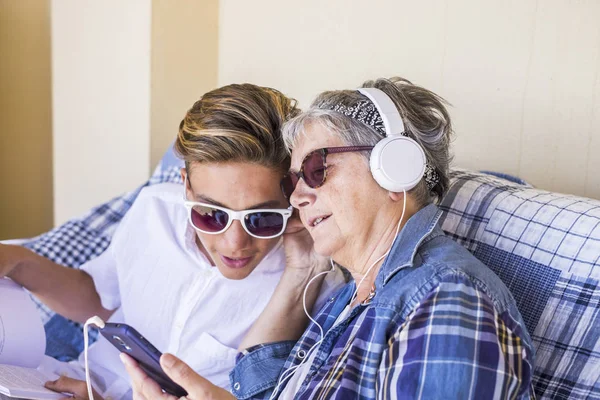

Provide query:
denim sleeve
left=229, top=340, right=296, bottom=399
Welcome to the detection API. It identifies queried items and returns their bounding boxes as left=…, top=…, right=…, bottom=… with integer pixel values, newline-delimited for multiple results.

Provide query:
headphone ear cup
left=369, top=136, right=426, bottom=192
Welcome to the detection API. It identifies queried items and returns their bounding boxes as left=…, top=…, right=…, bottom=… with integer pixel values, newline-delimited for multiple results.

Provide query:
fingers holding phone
left=100, top=323, right=187, bottom=397
left=121, top=353, right=233, bottom=400
left=120, top=353, right=172, bottom=400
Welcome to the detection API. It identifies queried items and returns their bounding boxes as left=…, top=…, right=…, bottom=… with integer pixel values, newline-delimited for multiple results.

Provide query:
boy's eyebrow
left=193, top=194, right=283, bottom=210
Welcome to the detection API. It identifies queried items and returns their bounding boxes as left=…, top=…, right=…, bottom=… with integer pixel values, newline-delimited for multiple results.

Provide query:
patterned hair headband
left=326, top=95, right=440, bottom=191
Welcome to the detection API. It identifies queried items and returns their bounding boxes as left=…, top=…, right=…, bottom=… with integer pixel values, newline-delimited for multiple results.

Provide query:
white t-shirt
left=51, top=183, right=345, bottom=399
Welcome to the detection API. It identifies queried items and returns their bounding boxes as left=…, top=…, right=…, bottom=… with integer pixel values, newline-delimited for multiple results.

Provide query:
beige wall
left=0, top=0, right=53, bottom=240
left=51, top=0, right=152, bottom=226
left=219, top=0, right=600, bottom=199
left=4, top=0, right=597, bottom=239
left=150, top=0, right=219, bottom=170
left=50, top=0, right=219, bottom=227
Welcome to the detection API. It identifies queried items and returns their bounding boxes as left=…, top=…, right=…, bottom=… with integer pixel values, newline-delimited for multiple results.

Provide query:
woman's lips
left=220, top=255, right=253, bottom=269
left=308, top=214, right=331, bottom=229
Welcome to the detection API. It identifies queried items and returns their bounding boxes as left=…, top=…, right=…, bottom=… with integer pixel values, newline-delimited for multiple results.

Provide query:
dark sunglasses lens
left=281, top=174, right=298, bottom=200
left=190, top=205, right=229, bottom=232
left=245, top=212, right=285, bottom=237
left=304, top=152, right=326, bottom=188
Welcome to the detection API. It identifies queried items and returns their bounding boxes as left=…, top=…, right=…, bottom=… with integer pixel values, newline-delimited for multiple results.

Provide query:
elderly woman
left=123, top=77, right=535, bottom=399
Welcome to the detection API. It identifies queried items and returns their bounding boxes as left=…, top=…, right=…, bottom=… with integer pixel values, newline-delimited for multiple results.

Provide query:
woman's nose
left=290, top=178, right=316, bottom=209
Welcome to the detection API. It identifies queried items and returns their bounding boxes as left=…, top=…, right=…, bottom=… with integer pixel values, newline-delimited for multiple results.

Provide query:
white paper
left=0, top=365, right=61, bottom=400
left=0, top=278, right=46, bottom=368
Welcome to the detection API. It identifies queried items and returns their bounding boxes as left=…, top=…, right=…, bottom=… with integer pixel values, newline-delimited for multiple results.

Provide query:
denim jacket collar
left=376, top=203, right=443, bottom=288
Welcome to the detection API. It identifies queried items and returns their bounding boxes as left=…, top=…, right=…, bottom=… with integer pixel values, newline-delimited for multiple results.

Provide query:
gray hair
left=282, top=77, right=453, bottom=206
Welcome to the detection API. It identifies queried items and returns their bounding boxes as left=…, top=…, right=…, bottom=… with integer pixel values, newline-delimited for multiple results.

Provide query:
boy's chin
left=216, top=264, right=256, bottom=280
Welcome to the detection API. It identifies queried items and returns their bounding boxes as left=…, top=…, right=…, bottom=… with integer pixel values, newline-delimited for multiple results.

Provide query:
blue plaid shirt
left=230, top=204, right=535, bottom=399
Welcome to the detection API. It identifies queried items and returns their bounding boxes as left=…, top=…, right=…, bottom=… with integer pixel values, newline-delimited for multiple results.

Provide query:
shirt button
left=233, top=382, right=241, bottom=391
left=297, top=350, right=306, bottom=359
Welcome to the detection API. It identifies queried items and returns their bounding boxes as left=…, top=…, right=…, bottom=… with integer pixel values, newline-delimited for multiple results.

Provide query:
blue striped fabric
left=439, top=169, right=600, bottom=400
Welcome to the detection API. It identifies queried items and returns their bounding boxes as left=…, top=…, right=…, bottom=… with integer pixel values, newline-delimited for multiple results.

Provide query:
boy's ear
left=180, top=168, right=187, bottom=184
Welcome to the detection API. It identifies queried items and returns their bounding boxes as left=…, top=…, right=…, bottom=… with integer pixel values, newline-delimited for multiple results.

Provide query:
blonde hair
left=175, top=83, right=300, bottom=174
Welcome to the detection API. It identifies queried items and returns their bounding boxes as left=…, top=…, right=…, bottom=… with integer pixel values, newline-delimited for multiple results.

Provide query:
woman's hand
left=121, top=353, right=234, bottom=400
left=44, top=376, right=102, bottom=400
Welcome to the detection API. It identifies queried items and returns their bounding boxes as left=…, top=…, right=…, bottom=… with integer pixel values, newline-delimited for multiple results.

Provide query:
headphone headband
left=357, top=88, right=405, bottom=137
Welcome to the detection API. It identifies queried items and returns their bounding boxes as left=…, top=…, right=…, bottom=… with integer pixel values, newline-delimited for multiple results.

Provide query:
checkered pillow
left=439, top=169, right=600, bottom=400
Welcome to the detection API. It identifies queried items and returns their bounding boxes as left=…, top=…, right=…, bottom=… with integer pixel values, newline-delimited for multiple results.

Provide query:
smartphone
left=100, top=323, right=188, bottom=397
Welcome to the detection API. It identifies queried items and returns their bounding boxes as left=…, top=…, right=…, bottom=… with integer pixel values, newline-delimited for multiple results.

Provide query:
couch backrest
left=439, top=169, right=600, bottom=400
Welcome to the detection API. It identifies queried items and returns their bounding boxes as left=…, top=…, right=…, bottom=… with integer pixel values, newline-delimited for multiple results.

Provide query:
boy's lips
left=220, top=255, right=253, bottom=269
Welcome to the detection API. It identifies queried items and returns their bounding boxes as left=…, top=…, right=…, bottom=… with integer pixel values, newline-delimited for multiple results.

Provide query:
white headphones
left=358, top=87, right=426, bottom=192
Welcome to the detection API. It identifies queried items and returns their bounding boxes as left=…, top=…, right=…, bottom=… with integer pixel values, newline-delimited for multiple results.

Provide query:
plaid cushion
left=439, top=169, right=600, bottom=400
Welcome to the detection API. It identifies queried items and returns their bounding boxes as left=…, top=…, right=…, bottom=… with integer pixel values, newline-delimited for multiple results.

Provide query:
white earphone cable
left=269, top=259, right=335, bottom=398
left=271, top=190, right=406, bottom=397
left=350, top=189, right=406, bottom=305
left=302, top=258, right=336, bottom=341
left=83, top=316, right=106, bottom=400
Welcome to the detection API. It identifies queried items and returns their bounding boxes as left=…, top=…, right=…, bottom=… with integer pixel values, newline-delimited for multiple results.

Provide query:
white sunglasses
left=183, top=177, right=292, bottom=239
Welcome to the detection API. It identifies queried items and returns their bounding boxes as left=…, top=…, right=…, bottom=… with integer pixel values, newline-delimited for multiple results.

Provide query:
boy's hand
left=239, top=209, right=335, bottom=349
left=45, top=376, right=103, bottom=400
left=0, top=243, right=29, bottom=279
left=282, top=211, right=329, bottom=273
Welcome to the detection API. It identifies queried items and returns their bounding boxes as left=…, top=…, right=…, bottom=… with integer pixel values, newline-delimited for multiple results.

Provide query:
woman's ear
left=388, top=191, right=405, bottom=202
